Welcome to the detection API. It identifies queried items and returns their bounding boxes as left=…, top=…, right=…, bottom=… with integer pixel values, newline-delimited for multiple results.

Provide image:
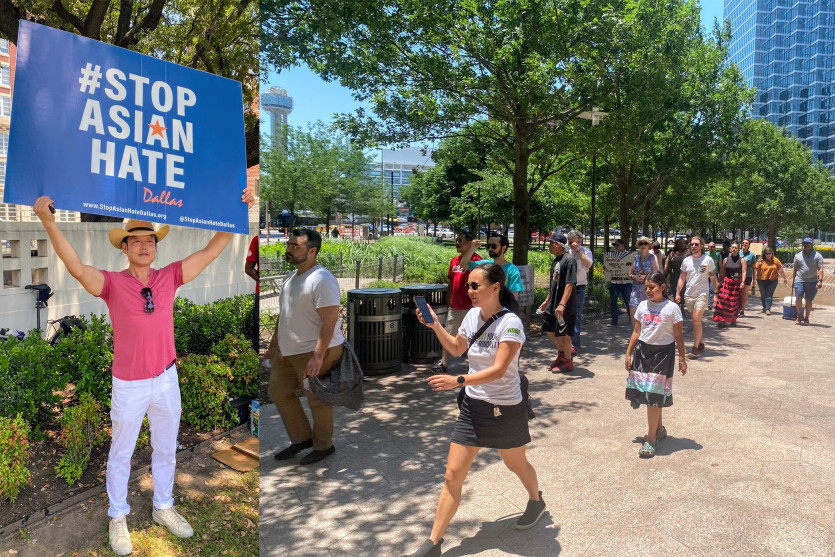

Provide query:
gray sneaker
left=515, top=491, right=547, bottom=530
left=152, top=506, right=194, bottom=538
left=109, top=515, right=132, bottom=555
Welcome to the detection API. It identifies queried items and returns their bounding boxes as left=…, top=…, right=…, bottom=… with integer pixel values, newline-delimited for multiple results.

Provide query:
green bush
left=55, top=393, right=109, bottom=487
left=404, top=262, right=448, bottom=285
left=51, top=314, right=114, bottom=407
left=210, top=334, right=259, bottom=399
left=0, top=334, right=66, bottom=433
left=533, top=287, right=548, bottom=309
left=0, top=414, right=31, bottom=503
left=364, top=280, right=401, bottom=289
left=174, top=294, right=256, bottom=356
left=178, top=354, right=238, bottom=431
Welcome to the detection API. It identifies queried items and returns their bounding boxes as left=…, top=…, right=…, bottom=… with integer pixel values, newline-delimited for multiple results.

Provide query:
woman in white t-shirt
left=625, top=271, right=688, bottom=459
left=408, top=264, right=543, bottom=557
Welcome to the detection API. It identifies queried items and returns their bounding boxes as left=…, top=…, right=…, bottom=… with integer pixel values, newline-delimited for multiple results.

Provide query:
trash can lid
left=399, top=284, right=446, bottom=290
left=347, top=288, right=401, bottom=295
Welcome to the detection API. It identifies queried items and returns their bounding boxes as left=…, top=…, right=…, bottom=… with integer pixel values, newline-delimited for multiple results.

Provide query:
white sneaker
left=109, top=515, right=133, bottom=555
left=152, top=506, right=194, bottom=538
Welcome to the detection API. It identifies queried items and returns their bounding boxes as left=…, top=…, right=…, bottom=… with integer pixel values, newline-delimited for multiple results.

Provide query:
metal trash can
left=347, top=288, right=402, bottom=375
left=400, top=284, right=448, bottom=363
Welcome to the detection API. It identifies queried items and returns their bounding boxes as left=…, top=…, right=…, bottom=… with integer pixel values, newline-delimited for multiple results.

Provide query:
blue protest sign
left=4, top=21, right=248, bottom=233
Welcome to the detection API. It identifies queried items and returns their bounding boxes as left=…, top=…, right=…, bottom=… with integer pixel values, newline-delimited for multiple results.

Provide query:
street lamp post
left=577, top=107, right=608, bottom=254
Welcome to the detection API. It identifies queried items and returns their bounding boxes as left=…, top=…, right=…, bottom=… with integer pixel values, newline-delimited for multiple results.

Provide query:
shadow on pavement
left=441, top=515, right=560, bottom=557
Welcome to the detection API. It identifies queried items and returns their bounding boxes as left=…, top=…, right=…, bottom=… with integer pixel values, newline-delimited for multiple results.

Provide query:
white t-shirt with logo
left=277, top=265, right=345, bottom=356
left=635, top=299, right=683, bottom=346
left=681, top=254, right=715, bottom=297
left=459, top=308, right=525, bottom=405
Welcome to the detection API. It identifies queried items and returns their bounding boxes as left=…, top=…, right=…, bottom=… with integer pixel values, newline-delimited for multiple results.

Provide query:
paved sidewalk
left=260, top=300, right=835, bottom=557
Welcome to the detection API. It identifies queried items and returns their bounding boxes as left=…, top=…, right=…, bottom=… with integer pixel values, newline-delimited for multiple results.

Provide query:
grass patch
left=92, top=468, right=259, bottom=556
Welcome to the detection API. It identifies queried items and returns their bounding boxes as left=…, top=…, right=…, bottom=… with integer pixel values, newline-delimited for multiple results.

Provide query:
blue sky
left=260, top=0, right=726, bottom=135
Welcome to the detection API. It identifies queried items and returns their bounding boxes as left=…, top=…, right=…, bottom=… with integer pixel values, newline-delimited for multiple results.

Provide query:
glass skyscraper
left=726, top=0, right=835, bottom=165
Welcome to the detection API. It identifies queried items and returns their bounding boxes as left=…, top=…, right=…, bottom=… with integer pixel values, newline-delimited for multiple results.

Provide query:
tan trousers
left=269, top=345, right=343, bottom=451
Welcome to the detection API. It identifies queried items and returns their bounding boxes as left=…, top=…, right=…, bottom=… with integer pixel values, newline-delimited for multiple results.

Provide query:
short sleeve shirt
left=277, top=265, right=345, bottom=356
left=545, top=254, right=577, bottom=316
left=98, top=261, right=184, bottom=381
left=459, top=308, right=525, bottom=405
left=793, top=250, right=825, bottom=283
left=572, top=246, right=594, bottom=286
left=681, top=254, right=715, bottom=296
left=755, top=258, right=782, bottom=281
left=635, top=298, right=682, bottom=346
left=467, top=259, right=523, bottom=293
left=741, top=251, right=757, bottom=277
left=448, top=253, right=482, bottom=310
left=247, top=236, right=259, bottom=293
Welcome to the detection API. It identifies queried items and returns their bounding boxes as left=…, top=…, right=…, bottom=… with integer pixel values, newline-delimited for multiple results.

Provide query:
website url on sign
left=179, top=216, right=235, bottom=229
left=82, top=202, right=167, bottom=221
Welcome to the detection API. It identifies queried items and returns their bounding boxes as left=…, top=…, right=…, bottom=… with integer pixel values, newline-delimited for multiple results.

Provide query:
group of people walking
left=264, top=226, right=826, bottom=557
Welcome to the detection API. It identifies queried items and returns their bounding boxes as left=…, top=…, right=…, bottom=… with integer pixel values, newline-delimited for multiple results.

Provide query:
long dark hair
left=473, top=263, right=521, bottom=315
left=646, top=271, right=668, bottom=299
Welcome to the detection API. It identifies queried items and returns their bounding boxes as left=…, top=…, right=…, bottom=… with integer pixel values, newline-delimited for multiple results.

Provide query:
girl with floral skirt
left=713, top=242, right=746, bottom=327
left=625, top=271, right=687, bottom=458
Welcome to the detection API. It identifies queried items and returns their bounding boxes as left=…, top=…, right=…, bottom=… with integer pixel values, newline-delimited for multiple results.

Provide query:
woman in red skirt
left=713, top=241, right=747, bottom=328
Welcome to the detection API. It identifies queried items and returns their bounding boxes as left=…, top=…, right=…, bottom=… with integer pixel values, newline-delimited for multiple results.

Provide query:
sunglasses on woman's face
left=140, top=287, right=154, bottom=314
left=638, top=242, right=649, bottom=246
left=465, top=282, right=486, bottom=291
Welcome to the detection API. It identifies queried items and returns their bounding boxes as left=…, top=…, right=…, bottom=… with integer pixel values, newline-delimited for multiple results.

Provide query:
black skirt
left=451, top=394, right=531, bottom=449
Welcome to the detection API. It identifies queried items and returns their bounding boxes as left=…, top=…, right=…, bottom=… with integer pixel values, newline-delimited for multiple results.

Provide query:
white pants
left=107, top=363, right=182, bottom=519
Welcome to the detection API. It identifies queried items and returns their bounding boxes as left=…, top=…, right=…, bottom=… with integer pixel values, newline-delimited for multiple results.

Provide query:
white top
left=571, top=246, right=594, bottom=286
left=277, top=265, right=345, bottom=356
left=635, top=299, right=682, bottom=345
left=680, top=254, right=715, bottom=296
left=459, top=308, right=526, bottom=405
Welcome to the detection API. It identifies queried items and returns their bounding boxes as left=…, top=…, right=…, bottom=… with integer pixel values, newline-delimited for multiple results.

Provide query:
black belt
left=153, top=359, right=177, bottom=378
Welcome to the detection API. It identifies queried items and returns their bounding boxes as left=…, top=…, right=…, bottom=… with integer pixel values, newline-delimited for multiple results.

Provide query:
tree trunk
left=618, top=183, right=631, bottom=247
left=511, top=144, right=531, bottom=266
left=768, top=222, right=778, bottom=252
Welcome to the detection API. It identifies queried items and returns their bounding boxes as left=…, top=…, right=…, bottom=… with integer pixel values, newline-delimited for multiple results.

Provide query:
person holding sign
left=603, top=239, right=634, bottom=326
left=33, top=187, right=254, bottom=556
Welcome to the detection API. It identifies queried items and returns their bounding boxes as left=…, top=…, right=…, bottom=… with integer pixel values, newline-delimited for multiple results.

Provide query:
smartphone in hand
left=415, top=296, right=434, bottom=324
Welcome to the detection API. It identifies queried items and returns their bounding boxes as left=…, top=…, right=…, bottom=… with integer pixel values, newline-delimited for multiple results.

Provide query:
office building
left=726, top=0, right=835, bottom=165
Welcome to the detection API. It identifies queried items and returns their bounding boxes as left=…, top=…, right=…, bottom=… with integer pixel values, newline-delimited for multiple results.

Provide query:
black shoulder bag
left=457, top=310, right=535, bottom=421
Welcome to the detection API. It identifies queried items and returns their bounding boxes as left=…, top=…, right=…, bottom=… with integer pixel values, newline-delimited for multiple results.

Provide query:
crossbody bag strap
left=468, top=309, right=509, bottom=349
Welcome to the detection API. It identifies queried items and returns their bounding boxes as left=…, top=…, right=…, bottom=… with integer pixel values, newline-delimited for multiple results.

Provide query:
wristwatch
left=457, top=376, right=466, bottom=385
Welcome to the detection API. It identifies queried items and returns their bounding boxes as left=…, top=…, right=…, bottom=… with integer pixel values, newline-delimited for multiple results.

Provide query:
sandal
left=656, top=426, right=667, bottom=442
left=638, top=441, right=656, bottom=458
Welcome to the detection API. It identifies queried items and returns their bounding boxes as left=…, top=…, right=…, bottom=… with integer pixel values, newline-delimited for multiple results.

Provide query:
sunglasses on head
left=140, top=287, right=154, bottom=314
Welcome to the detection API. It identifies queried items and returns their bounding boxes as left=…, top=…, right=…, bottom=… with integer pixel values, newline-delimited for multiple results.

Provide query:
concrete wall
left=1, top=222, right=257, bottom=333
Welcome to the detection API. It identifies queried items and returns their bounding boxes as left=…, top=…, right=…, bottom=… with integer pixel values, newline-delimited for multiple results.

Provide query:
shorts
left=685, top=292, right=709, bottom=313
left=794, top=281, right=819, bottom=301
left=542, top=312, right=576, bottom=337
left=744, top=276, right=753, bottom=286
left=445, top=308, right=470, bottom=336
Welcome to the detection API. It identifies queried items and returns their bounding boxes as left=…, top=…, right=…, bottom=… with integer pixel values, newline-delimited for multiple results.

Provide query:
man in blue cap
left=792, top=237, right=825, bottom=325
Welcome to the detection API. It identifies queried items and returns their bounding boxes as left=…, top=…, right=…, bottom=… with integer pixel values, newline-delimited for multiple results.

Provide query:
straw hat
left=108, top=220, right=170, bottom=249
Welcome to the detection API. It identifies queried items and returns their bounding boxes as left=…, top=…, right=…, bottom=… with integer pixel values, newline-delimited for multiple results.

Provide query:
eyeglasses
left=140, top=287, right=154, bottom=314
left=487, top=243, right=501, bottom=249
left=286, top=242, right=308, bottom=250
left=638, top=242, right=649, bottom=246
left=465, top=282, right=486, bottom=290
left=690, top=243, right=701, bottom=247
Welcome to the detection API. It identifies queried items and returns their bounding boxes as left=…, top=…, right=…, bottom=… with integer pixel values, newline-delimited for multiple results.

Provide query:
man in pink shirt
left=33, top=188, right=253, bottom=556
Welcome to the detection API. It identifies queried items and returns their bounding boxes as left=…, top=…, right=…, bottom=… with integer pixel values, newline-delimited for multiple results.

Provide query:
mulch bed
left=0, top=421, right=228, bottom=530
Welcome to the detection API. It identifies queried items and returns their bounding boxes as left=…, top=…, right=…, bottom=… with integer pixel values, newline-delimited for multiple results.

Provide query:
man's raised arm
left=182, top=187, right=255, bottom=284
left=34, top=196, right=104, bottom=296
